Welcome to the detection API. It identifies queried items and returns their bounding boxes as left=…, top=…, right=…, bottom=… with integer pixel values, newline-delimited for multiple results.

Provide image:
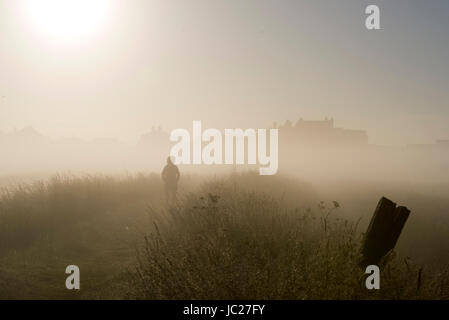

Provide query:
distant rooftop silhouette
left=407, top=139, right=449, bottom=150
left=278, top=118, right=368, bottom=146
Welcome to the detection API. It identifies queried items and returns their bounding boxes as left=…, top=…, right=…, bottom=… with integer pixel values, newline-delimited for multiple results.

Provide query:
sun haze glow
left=25, top=0, right=110, bottom=41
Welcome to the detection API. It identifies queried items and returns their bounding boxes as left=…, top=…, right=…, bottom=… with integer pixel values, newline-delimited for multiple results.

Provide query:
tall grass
left=132, top=178, right=449, bottom=299
left=0, top=173, right=163, bottom=253
left=0, top=172, right=448, bottom=299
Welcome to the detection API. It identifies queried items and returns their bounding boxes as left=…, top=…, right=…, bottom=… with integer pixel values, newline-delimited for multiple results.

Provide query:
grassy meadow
left=0, top=172, right=448, bottom=299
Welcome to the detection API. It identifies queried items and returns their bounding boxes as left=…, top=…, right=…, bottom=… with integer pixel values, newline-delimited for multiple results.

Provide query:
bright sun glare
left=25, top=0, right=110, bottom=40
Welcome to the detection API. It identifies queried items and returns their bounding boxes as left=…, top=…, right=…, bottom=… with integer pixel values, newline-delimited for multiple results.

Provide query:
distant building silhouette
left=278, top=118, right=368, bottom=146
left=138, top=126, right=170, bottom=148
left=407, top=139, right=449, bottom=150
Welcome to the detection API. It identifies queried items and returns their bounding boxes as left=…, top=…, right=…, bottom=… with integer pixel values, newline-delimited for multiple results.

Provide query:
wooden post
left=360, top=197, right=410, bottom=267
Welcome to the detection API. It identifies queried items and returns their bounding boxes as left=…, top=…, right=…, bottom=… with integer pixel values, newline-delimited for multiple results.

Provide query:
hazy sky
left=0, top=0, right=448, bottom=145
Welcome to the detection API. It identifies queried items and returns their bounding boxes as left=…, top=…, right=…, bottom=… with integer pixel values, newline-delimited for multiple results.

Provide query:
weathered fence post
left=360, top=197, right=410, bottom=267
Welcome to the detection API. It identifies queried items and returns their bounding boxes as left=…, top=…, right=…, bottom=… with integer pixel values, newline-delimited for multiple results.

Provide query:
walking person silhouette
left=161, top=156, right=180, bottom=204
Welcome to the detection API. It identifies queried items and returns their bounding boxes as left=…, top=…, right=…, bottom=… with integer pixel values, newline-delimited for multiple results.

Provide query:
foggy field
left=0, top=172, right=448, bottom=299
left=1, top=0, right=449, bottom=306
